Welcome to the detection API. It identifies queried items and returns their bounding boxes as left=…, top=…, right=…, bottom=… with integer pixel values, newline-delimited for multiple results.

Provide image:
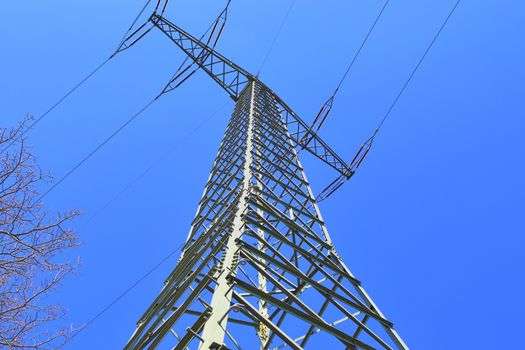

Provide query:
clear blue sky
left=2, top=0, right=524, bottom=349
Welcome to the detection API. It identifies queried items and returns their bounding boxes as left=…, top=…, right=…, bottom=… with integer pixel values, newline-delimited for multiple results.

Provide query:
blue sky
left=2, top=0, right=524, bottom=349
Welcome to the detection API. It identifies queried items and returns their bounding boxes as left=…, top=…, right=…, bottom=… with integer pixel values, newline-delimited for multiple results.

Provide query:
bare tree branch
left=0, top=116, right=80, bottom=349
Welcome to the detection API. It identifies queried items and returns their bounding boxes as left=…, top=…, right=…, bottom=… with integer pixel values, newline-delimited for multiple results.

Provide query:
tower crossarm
left=150, top=13, right=253, bottom=101
left=150, top=13, right=354, bottom=177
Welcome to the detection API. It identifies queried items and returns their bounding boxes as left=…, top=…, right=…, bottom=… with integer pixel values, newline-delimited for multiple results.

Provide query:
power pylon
left=122, top=7, right=408, bottom=350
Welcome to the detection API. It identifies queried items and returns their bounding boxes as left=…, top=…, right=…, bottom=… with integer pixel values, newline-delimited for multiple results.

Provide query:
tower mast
left=122, top=10, right=408, bottom=350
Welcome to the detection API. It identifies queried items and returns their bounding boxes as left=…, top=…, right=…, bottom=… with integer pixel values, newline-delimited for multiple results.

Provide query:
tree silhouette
left=0, top=117, right=80, bottom=349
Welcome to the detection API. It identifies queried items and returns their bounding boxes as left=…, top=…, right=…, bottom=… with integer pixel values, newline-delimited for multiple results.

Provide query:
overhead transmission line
left=0, top=1, right=160, bottom=156
left=317, top=0, right=462, bottom=202
left=257, top=0, right=296, bottom=76
left=374, top=0, right=462, bottom=133
left=34, top=1, right=231, bottom=204
left=308, top=0, right=390, bottom=134
left=67, top=240, right=185, bottom=344
left=35, top=98, right=156, bottom=203
left=0, top=58, right=111, bottom=156
left=76, top=102, right=229, bottom=232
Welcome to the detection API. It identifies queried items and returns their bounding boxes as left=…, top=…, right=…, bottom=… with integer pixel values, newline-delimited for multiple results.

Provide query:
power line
left=67, top=241, right=185, bottom=344
left=1, top=0, right=157, bottom=156
left=375, top=0, right=462, bottom=132
left=257, top=0, right=296, bottom=76
left=316, top=0, right=462, bottom=202
left=35, top=98, right=156, bottom=203
left=0, top=58, right=110, bottom=155
left=35, top=1, right=234, bottom=205
left=306, top=0, right=390, bottom=135
left=334, top=0, right=390, bottom=92
left=77, top=102, right=229, bottom=231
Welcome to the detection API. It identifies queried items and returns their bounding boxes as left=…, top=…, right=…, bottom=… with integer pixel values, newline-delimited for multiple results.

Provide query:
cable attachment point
left=113, top=20, right=155, bottom=57
left=112, top=0, right=158, bottom=57
left=158, top=0, right=232, bottom=97
left=316, top=174, right=348, bottom=203
left=316, top=130, right=377, bottom=202
left=313, top=94, right=335, bottom=132
left=154, top=0, right=170, bottom=16
left=300, top=94, right=335, bottom=149
left=350, top=129, right=377, bottom=171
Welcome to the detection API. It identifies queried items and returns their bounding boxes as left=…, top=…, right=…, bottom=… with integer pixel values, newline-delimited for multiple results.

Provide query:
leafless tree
left=0, top=116, right=80, bottom=349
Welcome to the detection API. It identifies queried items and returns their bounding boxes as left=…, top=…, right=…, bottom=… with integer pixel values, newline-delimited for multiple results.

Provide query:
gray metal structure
left=122, top=8, right=408, bottom=350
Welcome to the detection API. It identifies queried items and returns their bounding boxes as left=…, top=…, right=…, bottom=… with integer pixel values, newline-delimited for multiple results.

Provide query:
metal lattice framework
left=122, top=8, right=408, bottom=350
left=150, top=14, right=354, bottom=178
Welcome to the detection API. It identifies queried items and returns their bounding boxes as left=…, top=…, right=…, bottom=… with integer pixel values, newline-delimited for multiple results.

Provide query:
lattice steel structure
left=122, top=7, right=408, bottom=350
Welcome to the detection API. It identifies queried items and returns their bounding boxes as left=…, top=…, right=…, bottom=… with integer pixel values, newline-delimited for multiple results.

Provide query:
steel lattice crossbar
left=149, top=14, right=354, bottom=178
left=124, top=81, right=408, bottom=349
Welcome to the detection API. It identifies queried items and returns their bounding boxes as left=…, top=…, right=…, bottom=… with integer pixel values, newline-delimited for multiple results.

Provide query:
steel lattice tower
left=120, top=8, right=408, bottom=350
